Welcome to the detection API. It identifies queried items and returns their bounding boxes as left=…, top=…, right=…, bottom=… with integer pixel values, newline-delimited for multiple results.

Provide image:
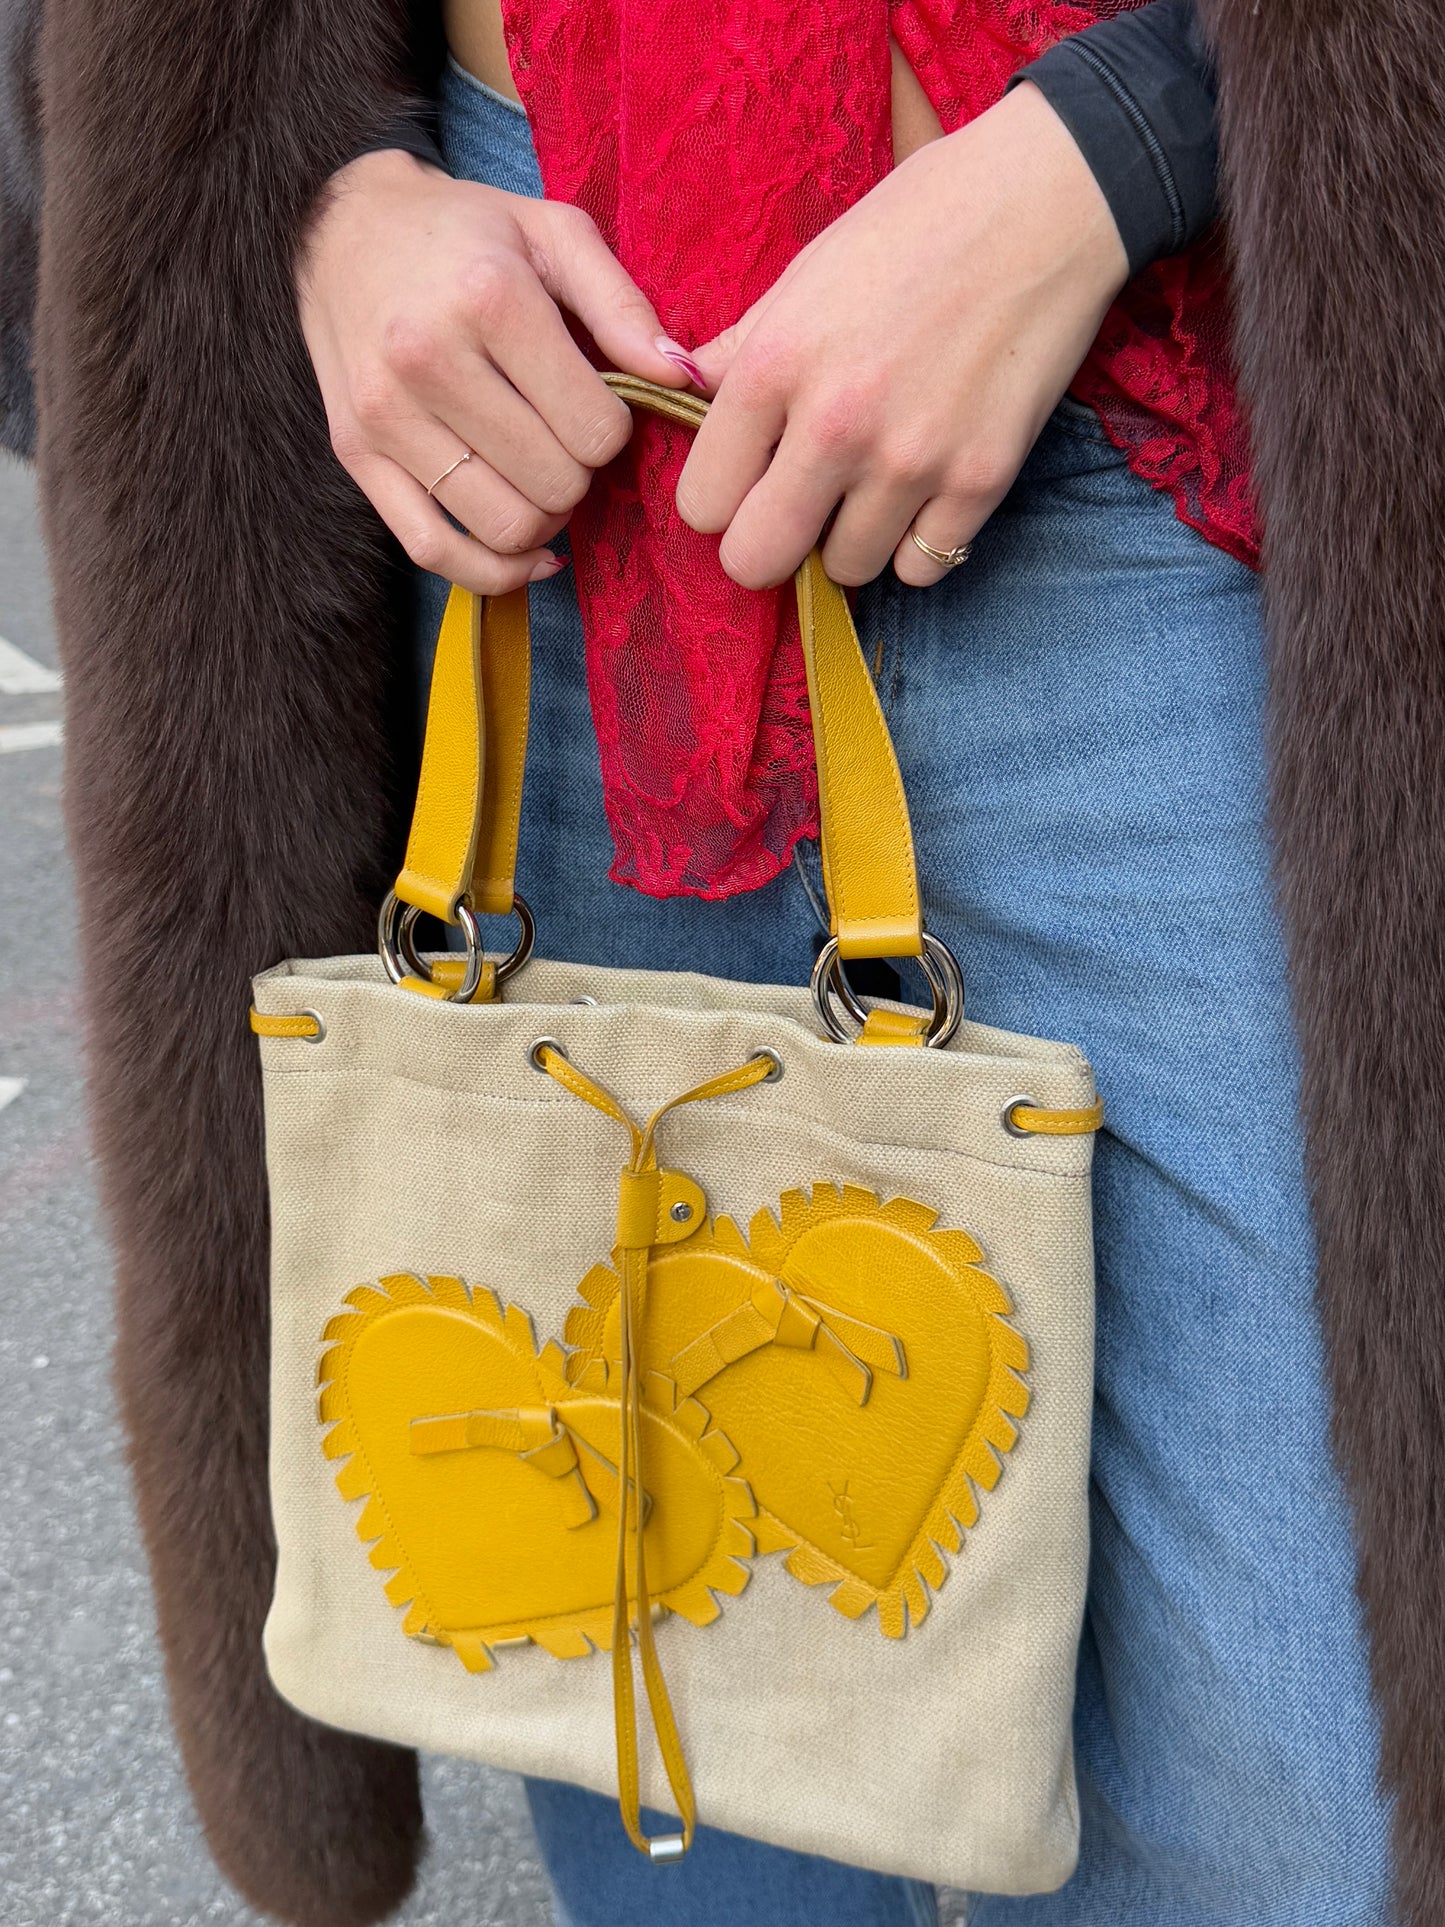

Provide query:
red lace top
left=501, top=0, right=1258, bottom=900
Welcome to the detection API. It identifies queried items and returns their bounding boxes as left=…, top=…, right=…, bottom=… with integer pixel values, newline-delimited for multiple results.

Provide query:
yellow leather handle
left=795, top=548, right=920, bottom=958
left=391, top=375, right=922, bottom=960
left=395, top=582, right=530, bottom=922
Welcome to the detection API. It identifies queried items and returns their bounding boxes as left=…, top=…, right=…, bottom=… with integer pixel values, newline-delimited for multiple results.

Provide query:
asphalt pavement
left=0, top=453, right=554, bottom=1927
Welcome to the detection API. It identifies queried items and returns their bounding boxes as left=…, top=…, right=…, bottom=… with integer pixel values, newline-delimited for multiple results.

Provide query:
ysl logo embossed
left=828, top=1479, right=873, bottom=1554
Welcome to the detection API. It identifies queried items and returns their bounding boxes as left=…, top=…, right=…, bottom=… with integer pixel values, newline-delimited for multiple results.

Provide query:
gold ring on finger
left=909, top=527, right=973, bottom=569
left=426, top=448, right=473, bottom=498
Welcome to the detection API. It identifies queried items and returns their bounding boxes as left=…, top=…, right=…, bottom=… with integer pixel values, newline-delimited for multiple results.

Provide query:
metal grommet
left=1002, top=1094, right=1039, bottom=1138
left=297, top=1009, right=327, bottom=1044
left=570, top=995, right=599, bottom=1007
left=810, top=931, right=965, bottom=1048
left=528, top=1036, right=568, bottom=1073
left=750, top=1047, right=785, bottom=1082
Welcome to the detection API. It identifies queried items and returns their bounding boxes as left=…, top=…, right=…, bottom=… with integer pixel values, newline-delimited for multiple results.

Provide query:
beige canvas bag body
left=252, top=379, right=1100, bottom=1895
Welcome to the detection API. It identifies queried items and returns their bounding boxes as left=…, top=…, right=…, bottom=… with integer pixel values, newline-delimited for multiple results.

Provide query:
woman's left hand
left=675, top=82, right=1129, bottom=589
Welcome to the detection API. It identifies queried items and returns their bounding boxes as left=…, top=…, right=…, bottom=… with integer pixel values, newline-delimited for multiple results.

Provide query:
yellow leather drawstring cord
left=534, top=1045, right=776, bottom=1861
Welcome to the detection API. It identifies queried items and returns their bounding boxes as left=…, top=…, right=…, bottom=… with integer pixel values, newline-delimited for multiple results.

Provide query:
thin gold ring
left=909, top=527, right=973, bottom=570
left=425, top=448, right=473, bottom=498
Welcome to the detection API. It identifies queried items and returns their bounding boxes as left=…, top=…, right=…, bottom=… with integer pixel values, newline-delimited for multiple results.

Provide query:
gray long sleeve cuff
left=1009, top=0, right=1219, bottom=275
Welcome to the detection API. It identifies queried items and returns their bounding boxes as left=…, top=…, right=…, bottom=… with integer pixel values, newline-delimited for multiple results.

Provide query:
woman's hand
left=298, top=149, right=698, bottom=593
left=675, top=83, right=1130, bottom=590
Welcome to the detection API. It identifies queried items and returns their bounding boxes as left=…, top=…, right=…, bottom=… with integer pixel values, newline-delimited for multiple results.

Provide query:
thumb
left=691, top=243, right=809, bottom=389
left=521, top=200, right=703, bottom=390
left=690, top=307, right=762, bottom=391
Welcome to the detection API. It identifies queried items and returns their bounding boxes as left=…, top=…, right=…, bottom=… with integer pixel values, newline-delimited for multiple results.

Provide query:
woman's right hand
left=297, top=149, right=698, bottom=593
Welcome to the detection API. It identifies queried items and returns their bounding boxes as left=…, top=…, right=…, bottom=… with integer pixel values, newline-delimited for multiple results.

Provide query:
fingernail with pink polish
left=656, top=336, right=707, bottom=388
left=529, top=554, right=569, bottom=583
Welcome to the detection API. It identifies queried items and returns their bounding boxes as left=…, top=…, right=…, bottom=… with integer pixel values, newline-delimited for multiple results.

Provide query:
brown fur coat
left=5, top=0, right=1445, bottom=1921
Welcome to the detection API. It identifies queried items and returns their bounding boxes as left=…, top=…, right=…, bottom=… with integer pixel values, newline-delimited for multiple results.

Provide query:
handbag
left=251, top=377, right=1102, bottom=1894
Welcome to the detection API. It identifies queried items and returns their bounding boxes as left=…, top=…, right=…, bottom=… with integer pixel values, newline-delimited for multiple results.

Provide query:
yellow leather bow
left=669, top=1276, right=906, bottom=1407
left=409, top=1403, right=637, bottom=1530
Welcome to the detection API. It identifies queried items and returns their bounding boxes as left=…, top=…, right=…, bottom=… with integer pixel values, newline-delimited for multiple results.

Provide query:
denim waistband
left=441, top=55, right=543, bottom=200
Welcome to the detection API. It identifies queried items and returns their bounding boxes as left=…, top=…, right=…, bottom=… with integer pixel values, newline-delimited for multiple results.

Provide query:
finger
left=514, top=200, right=701, bottom=397
left=675, top=373, right=789, bottom=540
left=444, top=249, right=637, bottom=472
left=820, top=476, right=932, bottom=588
left=389, top=342, right=596, bottom=516
left=690, top=246, right=811, bottom=390
left=354, top=451, right=566, bottom=595
left=360, top=401, right=570, bottom=557
left=891, top=496, right=986, bottom=588
left=427, top=442, right=571, bottom=557
left=712, top=430, right=847, bottom=590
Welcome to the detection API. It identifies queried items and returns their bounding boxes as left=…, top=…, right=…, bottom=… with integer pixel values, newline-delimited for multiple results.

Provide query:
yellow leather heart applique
left=317, top=1273, right=759, bottom=1672
left=565, top=1184, right=1029, bottom=1637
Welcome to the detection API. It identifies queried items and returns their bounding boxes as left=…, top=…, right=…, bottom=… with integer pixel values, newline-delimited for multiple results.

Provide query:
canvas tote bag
left=251, top=377, right=1102, bottom=1895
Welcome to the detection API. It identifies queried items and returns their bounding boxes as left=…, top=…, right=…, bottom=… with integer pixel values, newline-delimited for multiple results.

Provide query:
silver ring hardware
left=750, top=1047, right=785, bottom=1082
left=528, top=1037, right=569, bottom=1073
left=378, top=890, right=536, bottom=1003
left=810, top=931, right=964, bottom=1048
left=1001, top=1094, right=1040, bottom=1138
left=297, top=1009, right=327, bottom=1045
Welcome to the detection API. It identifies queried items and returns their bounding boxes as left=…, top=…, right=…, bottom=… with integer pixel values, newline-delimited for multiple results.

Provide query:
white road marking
left=0, top=1077, right=27, bottom=1114
left=0, top=635, right=62, bottom=695
left=0, top=721, right=62, bottom=753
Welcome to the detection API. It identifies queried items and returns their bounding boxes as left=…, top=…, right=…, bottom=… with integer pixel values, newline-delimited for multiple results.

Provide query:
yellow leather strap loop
left=533, top=1045, right=778, bottom=1862
left=248, top=1009, right=321, bottom=1040
left=855, top=1008, right=929, bottom=1048
left=395, top=585, right=483, bottom=921
left=615, top=1168, right=711, bottom=1254
left=423, top=957, right=499, bottom=1005
left=1006, top=1097, right=1105, bottom=1137
left=410, top=1405, right=565, bottom=1457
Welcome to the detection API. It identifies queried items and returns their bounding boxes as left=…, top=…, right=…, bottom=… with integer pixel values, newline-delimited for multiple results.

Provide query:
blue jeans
left=414, top=56, right=1395, bottom=1927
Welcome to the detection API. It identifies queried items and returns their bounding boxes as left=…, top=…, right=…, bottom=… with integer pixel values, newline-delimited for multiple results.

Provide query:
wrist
left=941, top=84, right=1129, bottom=300
left=299, top=147, right=442, bottom=276
left=332, top=146, right=446, bottom=193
